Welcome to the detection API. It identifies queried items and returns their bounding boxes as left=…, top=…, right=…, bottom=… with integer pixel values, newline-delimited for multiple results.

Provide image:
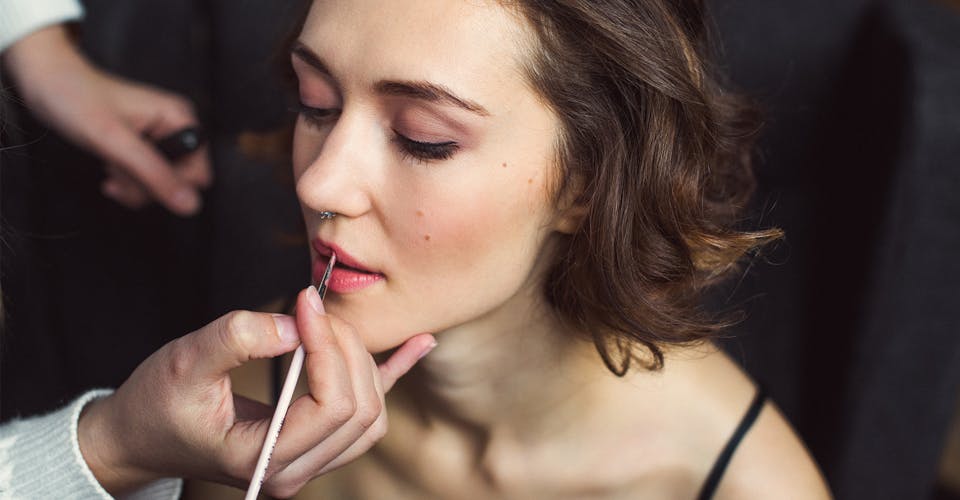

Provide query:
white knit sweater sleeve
left=0, top=0, right=84, bottom=51
left=0, top=390, right=182, bottom=500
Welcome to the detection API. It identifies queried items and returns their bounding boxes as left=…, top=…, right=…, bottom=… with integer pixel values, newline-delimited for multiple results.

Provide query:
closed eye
left=393, top=132, right=459, bottom=162
left=297, top=104, right=339, bottom=128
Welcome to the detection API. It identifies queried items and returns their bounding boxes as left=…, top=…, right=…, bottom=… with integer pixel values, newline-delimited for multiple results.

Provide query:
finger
left=174, top=144, right=213, bottom=189
left=138, top=94, right=197, bottom=139
left=101, top=177, right=149, bottom=209
left=378, top=333, right=437, bottom=392
left=273, top=318, right=384, bottom=481
left=183, top=311, right=301, bottom=382
left=269, top=287, right=356, bottom=466
left=88, top=122, right=201, bottom=216
left=309, top=359, right=389, bottom=475
left=102, top=164, right=150, bottom=207
left=133, top=93, right=211, bottom=189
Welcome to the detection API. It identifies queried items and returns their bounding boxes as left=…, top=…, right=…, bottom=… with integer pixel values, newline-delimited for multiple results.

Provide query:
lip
left=313, top=239, right=385, bottom=294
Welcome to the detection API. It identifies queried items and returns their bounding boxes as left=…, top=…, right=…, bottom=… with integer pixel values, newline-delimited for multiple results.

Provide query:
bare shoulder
left=682, top=348, right=833, bottom=499
left=609, top=346, right=833, bottom=499
left=588, top=345, right=831, bottom=499
left=711, top=391, right=833, bottom=499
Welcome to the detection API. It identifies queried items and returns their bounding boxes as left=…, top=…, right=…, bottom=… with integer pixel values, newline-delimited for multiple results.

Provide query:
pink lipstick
left=313, top=240, right=385, bottom=293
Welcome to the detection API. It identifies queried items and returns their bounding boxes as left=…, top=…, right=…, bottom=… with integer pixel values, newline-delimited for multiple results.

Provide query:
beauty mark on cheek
left=415, top=209, right=430, bottom=242
left=502, top=162, right=508, bottom=168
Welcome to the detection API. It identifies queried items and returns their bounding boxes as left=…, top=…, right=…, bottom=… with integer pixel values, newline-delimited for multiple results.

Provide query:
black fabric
left=697, top=386, right=767, bottom=500
left=0, top=0, right=311, bottom=419
left=711, top=1, right=960, bottom=498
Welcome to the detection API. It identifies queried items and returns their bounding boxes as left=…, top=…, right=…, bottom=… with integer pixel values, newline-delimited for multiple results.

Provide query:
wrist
left=78, top=395, right=158, bottom=495
left=3, top=24, right=93, bottom=105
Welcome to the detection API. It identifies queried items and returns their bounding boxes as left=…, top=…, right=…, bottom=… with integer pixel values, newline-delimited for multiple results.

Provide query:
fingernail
left=418, top=340, right=438, bottom=360
left=172, top=188, right=200, bottom=214
left=272, top=314, right=299, bottom=344
left=306, top=285, right=325, bottom=314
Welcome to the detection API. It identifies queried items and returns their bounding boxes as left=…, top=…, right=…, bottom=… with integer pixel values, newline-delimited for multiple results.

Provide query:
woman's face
left=293, top=0, right=567, bottom=352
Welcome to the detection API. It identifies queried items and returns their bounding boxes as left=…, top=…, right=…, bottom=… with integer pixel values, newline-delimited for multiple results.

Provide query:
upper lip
left=313, top=239, right=379, bottom=273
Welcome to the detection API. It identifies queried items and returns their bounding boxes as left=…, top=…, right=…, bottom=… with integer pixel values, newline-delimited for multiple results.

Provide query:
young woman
left=280, top=0, right=832, bottom=498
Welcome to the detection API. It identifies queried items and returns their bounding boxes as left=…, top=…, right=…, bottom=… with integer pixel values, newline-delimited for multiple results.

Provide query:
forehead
left=299, top=0, right=531, bottom=105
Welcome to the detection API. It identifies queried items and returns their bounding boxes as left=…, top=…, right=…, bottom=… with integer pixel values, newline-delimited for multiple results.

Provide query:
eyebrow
left=291, top=41, right=490, bottom=117
left=374, top=81, right=490, bottom=116
left=291, top=42, right=331, bottom=75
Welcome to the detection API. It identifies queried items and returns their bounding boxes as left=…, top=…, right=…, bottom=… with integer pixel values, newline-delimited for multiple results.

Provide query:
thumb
left=184, top=310, right=301, bottom=381
left=89, top=123, right=201, bottom=215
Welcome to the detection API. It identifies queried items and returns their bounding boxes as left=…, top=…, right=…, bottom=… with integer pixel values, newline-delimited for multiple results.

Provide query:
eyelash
left=392, top=133, right=459, bottom=162
left=296, top=104, right=459, bottom=163
left=296, top=104, right=338, bottom=128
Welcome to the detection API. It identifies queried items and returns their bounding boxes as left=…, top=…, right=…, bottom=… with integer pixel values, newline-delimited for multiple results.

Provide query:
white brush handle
left=244, top=344, right=306, bottom=500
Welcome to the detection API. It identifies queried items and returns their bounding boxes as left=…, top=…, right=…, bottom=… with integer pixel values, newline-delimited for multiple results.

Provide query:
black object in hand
left=154, top=127, right=206, bottom=161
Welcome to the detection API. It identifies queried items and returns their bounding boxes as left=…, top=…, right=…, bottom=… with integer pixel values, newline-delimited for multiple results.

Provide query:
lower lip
left=313, top=257, right=385, bottom=293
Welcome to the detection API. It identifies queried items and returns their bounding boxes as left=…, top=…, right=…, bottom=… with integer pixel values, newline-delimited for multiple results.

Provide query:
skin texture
left=77, top=288, right=435, bottom=497
left=7, top=19, right=445, bottom=500
left=3, top=24, right=209, bottom=215
left=292, top=0, right=573, bottom=354
left=287, top=1, right=833, bottom=499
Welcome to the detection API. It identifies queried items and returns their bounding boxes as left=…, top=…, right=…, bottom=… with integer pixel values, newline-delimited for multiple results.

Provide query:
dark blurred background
left=1, top=0, right=958, bottom=499
left=711, top=1, right=960, bottom=498
left=0, top=0, right=310, bottom=427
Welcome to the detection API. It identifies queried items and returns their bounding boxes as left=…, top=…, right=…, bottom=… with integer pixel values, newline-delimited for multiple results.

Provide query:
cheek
left=399, top=165, right=552, bottom=270
left=406, top=199, right=495, bottom=255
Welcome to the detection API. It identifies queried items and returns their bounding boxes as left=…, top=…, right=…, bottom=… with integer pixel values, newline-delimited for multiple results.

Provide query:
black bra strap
left=696, top=385, right=767, bottom=500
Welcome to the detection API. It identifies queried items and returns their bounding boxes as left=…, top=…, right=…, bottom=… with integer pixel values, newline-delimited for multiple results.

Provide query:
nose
left=295, top=114, right=379, bottom=219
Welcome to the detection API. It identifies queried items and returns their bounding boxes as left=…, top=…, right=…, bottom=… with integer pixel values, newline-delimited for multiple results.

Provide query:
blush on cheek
left=411, top=202, right=496, bottom=255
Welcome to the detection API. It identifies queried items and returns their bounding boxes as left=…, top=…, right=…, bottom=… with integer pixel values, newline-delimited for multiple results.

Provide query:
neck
left=398, top=277, right=605, bottom=441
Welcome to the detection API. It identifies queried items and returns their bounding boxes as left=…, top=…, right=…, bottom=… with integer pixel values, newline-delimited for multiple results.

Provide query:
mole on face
left=502, top=162, right=508, bottom=168
left=416, top=209, right=425, bottom=217
left=424, top=234, right=431, bottom=241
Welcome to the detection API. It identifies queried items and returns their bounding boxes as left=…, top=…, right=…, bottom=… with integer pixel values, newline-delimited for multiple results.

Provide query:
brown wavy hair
left=504, top=0, right=782, bottom=374
left=246, top=0, right=781, bottom=375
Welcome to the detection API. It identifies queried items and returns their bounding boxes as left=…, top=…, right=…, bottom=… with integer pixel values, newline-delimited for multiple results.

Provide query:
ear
left=551, top=183, right=589, bottom=234
left=552, top=202, right=588, bottom=234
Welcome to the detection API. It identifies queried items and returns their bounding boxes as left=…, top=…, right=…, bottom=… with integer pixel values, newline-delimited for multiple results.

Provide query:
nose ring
left=319, top=211, right=337, bottom=221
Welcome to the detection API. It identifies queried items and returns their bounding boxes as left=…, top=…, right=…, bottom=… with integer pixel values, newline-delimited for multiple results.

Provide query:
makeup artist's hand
left=76, top=287, right=436, bottom=497
left=2, top=24, right=211, bottom=216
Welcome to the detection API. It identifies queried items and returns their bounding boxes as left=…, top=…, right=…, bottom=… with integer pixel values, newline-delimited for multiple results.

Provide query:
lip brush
left=245, top=253, right=337, bottom=500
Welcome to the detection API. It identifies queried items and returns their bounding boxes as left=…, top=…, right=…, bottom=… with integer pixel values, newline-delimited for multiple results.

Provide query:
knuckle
left=355, top=397, right=383, bottom=429
left=327, top=315, right=352, bottom=334
left=165, top=337, right=194, bottom=380
left=324, top=395, right=357, bottom=426
left=341, top=322, right=361, bottom=340
left=369, top=416, right=388, bottom=442
left=219, top=310, right=256, bottom=354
